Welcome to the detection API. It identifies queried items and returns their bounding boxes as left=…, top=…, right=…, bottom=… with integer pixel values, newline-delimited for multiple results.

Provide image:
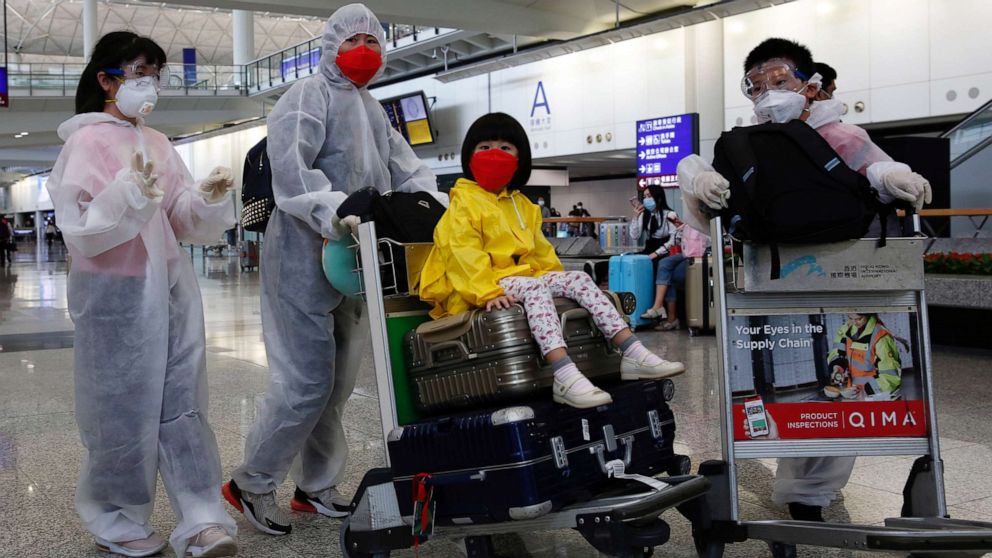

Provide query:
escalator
left=941, top=97, right=992, bottom=237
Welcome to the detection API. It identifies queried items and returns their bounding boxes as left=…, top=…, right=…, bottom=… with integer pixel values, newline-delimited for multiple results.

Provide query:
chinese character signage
left=636, top=113, right=698, bottom=188
left=729, top=310, right=927, bottom=441
left=0, top=67, right=8, bottom=108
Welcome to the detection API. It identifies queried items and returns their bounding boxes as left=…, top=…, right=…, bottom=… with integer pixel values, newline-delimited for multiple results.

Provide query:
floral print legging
left=497, top=271, right=628, bottom=355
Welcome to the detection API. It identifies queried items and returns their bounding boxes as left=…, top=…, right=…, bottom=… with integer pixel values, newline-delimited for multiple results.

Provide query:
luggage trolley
left=687, top=216, right=992, bottom=557
left=340, top=220, right=712, bottom=558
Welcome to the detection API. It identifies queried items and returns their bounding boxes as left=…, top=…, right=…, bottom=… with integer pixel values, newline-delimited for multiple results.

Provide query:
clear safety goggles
left=741, top=61, right=808, bottom=101
left=104, top=62, right=169, bottom=90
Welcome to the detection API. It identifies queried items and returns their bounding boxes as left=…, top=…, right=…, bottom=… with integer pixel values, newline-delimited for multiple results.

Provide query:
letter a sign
left=531, top=80, right=550, bottom=117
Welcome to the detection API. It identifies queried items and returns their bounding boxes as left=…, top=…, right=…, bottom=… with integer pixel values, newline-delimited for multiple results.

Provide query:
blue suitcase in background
left=386, top=379, right=683, bottom=525
left=608, top=254, right=655, bottom=328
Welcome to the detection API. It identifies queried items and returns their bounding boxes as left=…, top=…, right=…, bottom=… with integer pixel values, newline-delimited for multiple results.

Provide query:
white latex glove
left=331, top=214, right=361, bottom=239
left=198, top=166, right=234, bottom=203
left=694, top=171, right=731, bottom=210
left=882, top=170, right=932, bottom=210
left=131, top=151, right=163, bottom=200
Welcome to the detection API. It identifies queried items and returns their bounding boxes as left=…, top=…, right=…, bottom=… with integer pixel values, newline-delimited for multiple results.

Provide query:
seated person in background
left=676, top=37, right=931, bottom=524
left=420, top=113, right=685, bottom=409
left=629, top=185, right=679, bottom=320
left=650, top=220, right=711, bottom=332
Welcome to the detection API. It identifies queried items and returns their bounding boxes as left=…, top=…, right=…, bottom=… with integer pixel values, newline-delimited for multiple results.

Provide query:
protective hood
left=318, top=3, right=387, bottom=87
left=57, top=112, right=139, bottom=141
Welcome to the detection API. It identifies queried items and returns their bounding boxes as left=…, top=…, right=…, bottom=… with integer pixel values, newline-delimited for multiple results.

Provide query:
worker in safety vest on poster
left=824, top=313, right=903, bottom=400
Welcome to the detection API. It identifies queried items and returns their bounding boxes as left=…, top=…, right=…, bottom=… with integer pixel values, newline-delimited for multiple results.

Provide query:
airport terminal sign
left=635, top=112, right=698, bottom=188
left=0, top=67, right=8, bottom=108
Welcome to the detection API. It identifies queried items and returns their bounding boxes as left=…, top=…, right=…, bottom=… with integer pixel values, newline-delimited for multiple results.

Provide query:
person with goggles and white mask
left=47, top=31, right=238, bottom=557
left=678, top=38, right=931, bottom=238
left=676, top=38, right=932, bottom=525
left=813, top=61, right=838, bottom=101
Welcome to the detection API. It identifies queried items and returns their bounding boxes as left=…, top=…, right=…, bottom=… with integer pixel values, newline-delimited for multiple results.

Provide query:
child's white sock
left=552, top=356, right=595, bottom=391
left=619, top=336, right=665, bottom=366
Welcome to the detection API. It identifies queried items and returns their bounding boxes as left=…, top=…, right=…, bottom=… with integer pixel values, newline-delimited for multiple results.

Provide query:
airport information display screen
left=636, top=112, right=698, bottom=188
left=381, top=92, right=435, bottom=146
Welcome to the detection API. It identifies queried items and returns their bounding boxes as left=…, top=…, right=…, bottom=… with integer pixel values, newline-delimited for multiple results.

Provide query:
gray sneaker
left=291, top=485, right=351, bottom=518
left=185, top=525, right=238, bottom=557
left=223, top=479, right=291, bottom=535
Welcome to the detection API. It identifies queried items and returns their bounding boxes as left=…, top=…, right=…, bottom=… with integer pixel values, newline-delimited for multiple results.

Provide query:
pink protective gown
left=47, top=112, right=237, bottom=555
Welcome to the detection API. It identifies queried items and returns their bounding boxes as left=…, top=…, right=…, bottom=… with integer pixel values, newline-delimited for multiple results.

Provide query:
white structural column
left=684, top=19, right=724, bottom=162
left=232, top=10, right=255, bottom=66
left=82, top=0, right=98, bottom=61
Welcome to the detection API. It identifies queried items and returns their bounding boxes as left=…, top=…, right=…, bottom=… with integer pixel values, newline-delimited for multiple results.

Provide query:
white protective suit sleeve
left=48, top=136, right=161, bottom=258
left=162, top=148, right=237, bottom=245
left=267, top=78, right=348, bottom=240
left=677, top=154, right=719, bottom=235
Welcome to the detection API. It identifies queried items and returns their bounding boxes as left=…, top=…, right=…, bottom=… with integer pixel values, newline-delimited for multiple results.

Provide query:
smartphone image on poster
left=744, top=396, right=769, bottom=438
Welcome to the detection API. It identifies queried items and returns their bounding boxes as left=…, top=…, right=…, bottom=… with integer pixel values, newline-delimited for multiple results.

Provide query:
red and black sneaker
left=222, top=479, right=292, bottom=535
left=290, top=486, right=351, bottom=518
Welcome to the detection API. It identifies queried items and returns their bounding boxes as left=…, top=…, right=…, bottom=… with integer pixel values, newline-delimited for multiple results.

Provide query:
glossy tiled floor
left=1, top=242, right=991, bottom=557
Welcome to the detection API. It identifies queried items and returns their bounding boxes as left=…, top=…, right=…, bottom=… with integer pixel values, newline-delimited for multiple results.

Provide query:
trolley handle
left=425, top=340, right=476, bottom=368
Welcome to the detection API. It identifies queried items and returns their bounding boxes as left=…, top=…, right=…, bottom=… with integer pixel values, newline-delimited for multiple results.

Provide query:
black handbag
left=241, top=138, right=274, bottom=233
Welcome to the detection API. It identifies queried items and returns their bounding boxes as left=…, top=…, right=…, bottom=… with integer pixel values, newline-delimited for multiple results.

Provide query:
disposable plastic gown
left=47, top=112, right=237, bottom=555
left=677, top=101, right=913, bottom=508
left=419, top=178, right=563, bottom=319
left=232, top=3, right=439, bottom=495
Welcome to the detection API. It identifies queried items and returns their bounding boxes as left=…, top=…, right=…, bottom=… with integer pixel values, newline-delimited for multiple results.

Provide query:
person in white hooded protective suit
left=224, top=3, right=441, bottom=535
left=677, top=38, right=931, bottom=522
left=47, top=32, right=238, bottom=558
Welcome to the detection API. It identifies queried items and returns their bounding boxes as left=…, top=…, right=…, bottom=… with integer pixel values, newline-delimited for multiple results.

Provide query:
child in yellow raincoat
left=419, top=113, right=686, bottom=409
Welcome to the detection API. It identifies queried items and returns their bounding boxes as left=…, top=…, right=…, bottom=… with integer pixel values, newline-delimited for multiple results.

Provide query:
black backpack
left=337, top=187, right=447, bottom=293
left=241, top=137, right=273, bottom=233
left=712, top=121, right=884, bottom=278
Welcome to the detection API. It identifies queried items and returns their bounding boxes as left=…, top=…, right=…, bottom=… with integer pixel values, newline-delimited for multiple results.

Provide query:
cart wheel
left=339, top=516, right=390, bottom=558
left=668, top=454, right=692, bottom=476
left=693, top=535, right=725, bottom=558
left=768, top=541, right=797, bottom=558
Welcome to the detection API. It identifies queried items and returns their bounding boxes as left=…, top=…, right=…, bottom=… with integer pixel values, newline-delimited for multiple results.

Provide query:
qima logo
left=529, top=80, right=552, bottom=132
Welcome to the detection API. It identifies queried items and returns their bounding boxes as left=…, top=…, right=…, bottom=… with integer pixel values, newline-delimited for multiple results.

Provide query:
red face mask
left=470, top=149, right=519, bottom=192
left=335, top=45, right=382, bottom=85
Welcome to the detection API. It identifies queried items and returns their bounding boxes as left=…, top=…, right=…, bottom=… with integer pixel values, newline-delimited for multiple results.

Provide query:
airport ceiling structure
left=2, top=0, right=325, bottom=64
left=154, top=0, right=703, bottom=40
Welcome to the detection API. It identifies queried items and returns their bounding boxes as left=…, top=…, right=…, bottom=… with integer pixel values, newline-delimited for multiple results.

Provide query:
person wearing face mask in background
left=47, top=31, right=238, bottom=558
left=676, top=38, right=931, bottom=524
left=224, top=4, right=442, bottom=536
left=536, top=195, right=553, bottom=236
left=629, top=185, right=681, bottom=321
left=677, top=38, right=931, bottom=237
left=420, top=113, right=685, bottom=409
left=814, top=62, right=838, bottom=101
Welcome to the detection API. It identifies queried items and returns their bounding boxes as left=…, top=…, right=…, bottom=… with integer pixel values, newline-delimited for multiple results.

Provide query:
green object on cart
left=386, top=313, right=430, bottom=425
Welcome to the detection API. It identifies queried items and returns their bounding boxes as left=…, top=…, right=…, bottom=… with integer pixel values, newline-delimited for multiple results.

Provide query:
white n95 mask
left=114, top=77, right=159, bottom=118
left=753, top=89, right=807, bottom=124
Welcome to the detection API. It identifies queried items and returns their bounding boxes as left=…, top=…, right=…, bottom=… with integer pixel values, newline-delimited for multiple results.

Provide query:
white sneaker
left=186, top=526, right=238, bottom=557
left=96, top=534, right=167, bottom=557
left=553, top=375, right=613, bottom=408
left=620, top=354, right=685, bottom=380
left=291, top=486, right=351, bottom=518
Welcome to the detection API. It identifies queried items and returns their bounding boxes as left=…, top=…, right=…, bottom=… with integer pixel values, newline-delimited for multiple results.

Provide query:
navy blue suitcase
left=386, top=379, right=682, bottom=525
